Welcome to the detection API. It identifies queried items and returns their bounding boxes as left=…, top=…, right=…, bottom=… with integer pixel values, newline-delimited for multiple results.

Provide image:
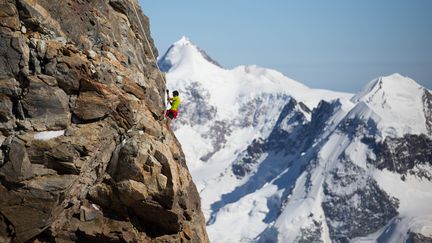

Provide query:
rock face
left=0, top=0, right=209, bottom=242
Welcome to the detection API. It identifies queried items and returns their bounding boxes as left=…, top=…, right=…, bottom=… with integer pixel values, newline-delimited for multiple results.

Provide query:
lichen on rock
left=0, top=0, right=208, bottom=242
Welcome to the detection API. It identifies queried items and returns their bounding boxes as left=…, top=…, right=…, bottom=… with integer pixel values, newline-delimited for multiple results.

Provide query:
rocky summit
left=0, top=0, right=208, bottom=242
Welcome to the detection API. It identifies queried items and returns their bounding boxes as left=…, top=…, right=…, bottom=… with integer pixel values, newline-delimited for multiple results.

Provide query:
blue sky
left=139, top=0, right=432, bottom=92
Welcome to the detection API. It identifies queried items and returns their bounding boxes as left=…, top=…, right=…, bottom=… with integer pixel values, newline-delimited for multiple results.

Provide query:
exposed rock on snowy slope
left=0, top=1, right=208, bottom=242
left=160, top=37, right=432, bottom=242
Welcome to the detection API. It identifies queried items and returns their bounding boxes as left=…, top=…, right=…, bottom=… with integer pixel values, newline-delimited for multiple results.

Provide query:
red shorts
left=166, top=109, right=178, bottom=119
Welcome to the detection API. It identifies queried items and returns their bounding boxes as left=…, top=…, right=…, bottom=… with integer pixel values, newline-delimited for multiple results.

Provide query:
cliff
left=0, top=0, right=209, bottom=242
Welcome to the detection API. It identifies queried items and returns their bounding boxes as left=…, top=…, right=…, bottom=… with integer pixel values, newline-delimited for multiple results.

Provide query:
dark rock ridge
left=406, top=231, right=432, bottom=243
left=0, top=0, right=208, bottom=242
left=371, top=134, right=432, bottom=180
left=323, top=159, right=399, bottom=242
left=232, top=98, right=337, bottom=178
left=423, top=89, right=432, bottom=136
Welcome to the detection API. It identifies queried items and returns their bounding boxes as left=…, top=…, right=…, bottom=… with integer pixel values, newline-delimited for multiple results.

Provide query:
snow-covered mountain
left=159, top=36, right=432, bottom=243
left=159, top=36, right=352, bottom=171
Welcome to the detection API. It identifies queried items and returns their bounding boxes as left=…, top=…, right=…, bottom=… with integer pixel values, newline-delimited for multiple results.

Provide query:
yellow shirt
left=171, top=96, right=180, bottom=111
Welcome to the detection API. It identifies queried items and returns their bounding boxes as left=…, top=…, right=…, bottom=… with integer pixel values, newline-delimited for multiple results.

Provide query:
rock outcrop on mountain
left=0, top=0, right=208, bottom=242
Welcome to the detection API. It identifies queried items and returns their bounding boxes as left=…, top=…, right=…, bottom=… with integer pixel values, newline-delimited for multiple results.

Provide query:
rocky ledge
left=0, top=0, right=208, bottom=242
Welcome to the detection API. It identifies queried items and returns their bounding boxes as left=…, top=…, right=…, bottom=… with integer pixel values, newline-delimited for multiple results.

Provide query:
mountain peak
left=351, top=73, right=429, bottom=137
left=380, top=73, right=422, bottom=88
left=174, top=35, right=193, bottom=46
left=385, top=72, right=404, bottom=79
left=352, top=73, right=423, bottom=103
left=158, top=36, right=221, bottom=72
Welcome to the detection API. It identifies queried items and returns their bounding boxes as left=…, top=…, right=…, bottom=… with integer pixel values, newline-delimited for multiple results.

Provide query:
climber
left=161, top=90, right=180, bottom=129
